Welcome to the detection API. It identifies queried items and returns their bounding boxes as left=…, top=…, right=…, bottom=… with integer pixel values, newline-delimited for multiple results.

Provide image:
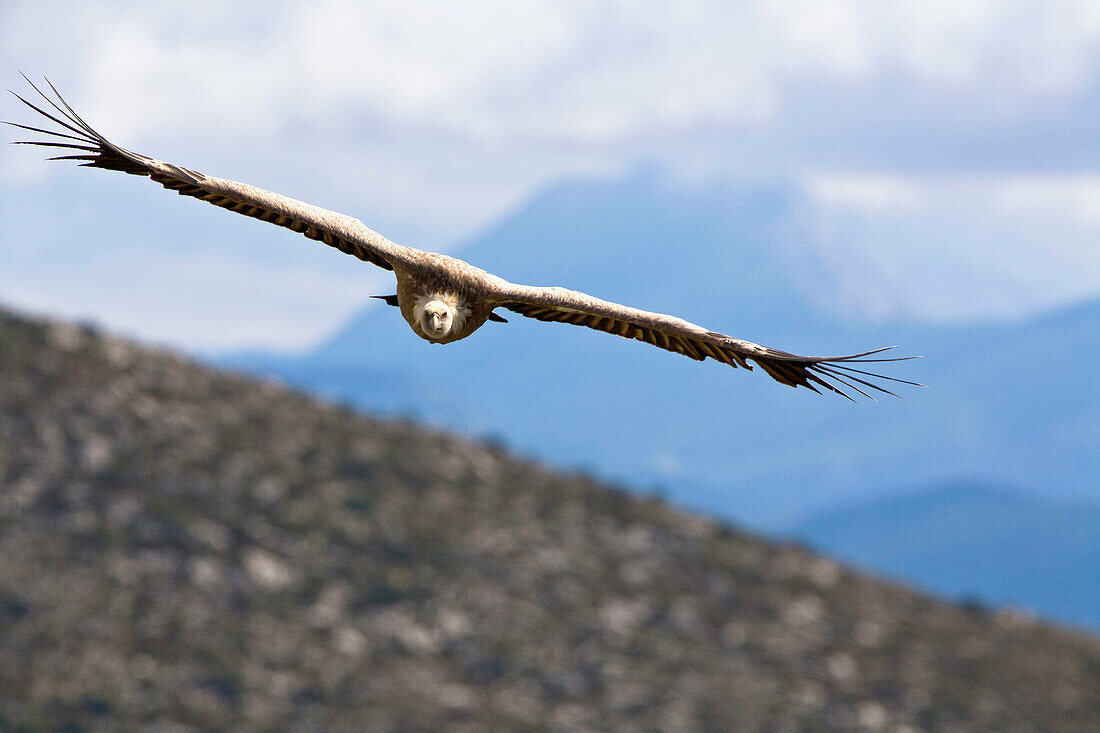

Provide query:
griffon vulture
left=6, top=77, right=918, bottom=399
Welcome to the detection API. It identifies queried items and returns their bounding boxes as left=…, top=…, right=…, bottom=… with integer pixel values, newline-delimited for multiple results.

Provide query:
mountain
left=793, top=480, right=1100, bottom=631
left=4, top=307, right=1100, bottom=731
left=221, top=170, right=1100, bottom=532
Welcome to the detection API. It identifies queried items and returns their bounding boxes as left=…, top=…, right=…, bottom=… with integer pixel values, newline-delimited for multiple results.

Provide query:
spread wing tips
left=755, top=344, right=922, bottom=399
left=805, top=358, right=919, bottom=401
left=747, top=345, right=921, bottom=400
left=813, top=364, right=900, bottom=401
left=13, top=73, right=100, bottom=142
left=5, top=75, right=153, bottom=177
left=6, top=89, right=87, bottom=141
left=825, top=362, right=925, bottom=388
left=21, top=73, right=97, bottom=140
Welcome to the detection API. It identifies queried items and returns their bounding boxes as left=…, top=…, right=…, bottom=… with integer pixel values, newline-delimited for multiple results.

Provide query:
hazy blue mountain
left=220, top=170, right=1100, bottom=532
left=792, top=480, right=1100, bottom=631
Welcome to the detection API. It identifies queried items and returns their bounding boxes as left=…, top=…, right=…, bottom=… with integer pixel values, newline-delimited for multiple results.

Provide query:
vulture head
left=413, top=293, right=467, bottom=340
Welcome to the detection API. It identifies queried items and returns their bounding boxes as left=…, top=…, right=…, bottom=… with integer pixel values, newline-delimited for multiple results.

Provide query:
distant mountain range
left=793, top=480, right=1100, bottom=631
left=221, top=169, right=1100, bottom=533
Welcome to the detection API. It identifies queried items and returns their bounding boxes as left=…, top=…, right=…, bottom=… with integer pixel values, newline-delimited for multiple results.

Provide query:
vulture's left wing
left=5, top=76, right=417, bottom=273
left=494, top=282, right=920, bottom=399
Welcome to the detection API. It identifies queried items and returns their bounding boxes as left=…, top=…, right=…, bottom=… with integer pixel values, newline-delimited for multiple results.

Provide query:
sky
left=2, top=0, right=1099, bottom=350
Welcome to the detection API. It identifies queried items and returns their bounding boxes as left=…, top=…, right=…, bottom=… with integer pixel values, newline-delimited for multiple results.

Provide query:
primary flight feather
left=6, top=76, right=919, bottom=400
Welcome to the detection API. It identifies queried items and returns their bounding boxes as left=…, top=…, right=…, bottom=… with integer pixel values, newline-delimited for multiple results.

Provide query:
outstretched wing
left=495, top=283, right=920, bottom=399
left=5, top=76, right=417, bottom=273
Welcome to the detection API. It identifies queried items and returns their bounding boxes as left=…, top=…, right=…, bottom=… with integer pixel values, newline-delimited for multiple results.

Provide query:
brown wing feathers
left=502, top=301, right=919, bottom=400
left=5, top=76, right=393, bottom=271
left=505, top=303, right=710, bottom=361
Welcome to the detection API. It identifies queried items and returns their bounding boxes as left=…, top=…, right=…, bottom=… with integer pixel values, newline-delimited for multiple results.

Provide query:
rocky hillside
left=1, top=308, right=1098, bottom=732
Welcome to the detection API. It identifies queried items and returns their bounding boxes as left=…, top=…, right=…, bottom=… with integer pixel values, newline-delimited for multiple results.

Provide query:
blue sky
left=2, top=0, right=1099, bottom=349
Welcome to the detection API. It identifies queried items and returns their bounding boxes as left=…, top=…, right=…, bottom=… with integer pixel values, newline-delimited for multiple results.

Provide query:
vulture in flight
left=6, top=76, right=919, bottom=399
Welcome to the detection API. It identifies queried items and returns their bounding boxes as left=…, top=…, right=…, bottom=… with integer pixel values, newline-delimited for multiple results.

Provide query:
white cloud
left=802, top=172, right=1100, bottom=322
left=995, top=175, right=1100, bottom=226
left=804, top=173, right=926, bottom=214
left=7, top=1, right=1099, bottom=152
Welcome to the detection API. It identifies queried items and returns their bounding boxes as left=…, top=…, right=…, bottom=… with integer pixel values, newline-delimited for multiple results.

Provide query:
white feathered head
left=413, top=292, right=468, bottom=339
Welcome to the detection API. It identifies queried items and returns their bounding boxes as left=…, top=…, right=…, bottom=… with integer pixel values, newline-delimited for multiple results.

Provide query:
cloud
left=801, top=173, right=1100, bottom=322
left=995, top=175, right=1100, bottom=226
left=804, top=173, right=926, bottom=214
left=7, top=1, right=1099, bottom=156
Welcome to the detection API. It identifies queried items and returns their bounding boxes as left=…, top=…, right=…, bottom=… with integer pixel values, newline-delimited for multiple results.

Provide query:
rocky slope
left=1, top=308, right=1099, bottom=732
